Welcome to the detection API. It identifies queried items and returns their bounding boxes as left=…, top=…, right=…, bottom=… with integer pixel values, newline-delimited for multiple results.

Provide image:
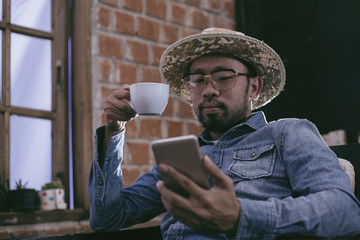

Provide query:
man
left=89, top=28, right=360, bottom=239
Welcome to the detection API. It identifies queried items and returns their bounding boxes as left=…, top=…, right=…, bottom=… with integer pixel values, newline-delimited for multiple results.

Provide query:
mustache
left=198, top=100, right=227, bottom=111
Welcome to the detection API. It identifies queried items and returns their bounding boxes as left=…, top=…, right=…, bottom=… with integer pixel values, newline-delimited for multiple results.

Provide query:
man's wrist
left=107, top=120, right=125, bottom=132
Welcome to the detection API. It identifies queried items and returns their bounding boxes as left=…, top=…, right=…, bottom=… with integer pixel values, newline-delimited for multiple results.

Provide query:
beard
left=195, top=94, right=250, bottom=134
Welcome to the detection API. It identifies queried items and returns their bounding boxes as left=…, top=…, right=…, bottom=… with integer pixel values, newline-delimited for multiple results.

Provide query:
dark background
left=235, top=0, right=360, bottom=143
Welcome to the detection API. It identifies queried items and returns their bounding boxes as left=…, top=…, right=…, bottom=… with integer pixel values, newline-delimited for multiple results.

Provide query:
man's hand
left=103, top=84, right=137, bottom=132
left=156, top=155, right=240, bottom=234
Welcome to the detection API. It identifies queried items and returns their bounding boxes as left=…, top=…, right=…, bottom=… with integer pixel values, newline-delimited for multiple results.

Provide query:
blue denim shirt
left=88, top=111, right=360, bottom=239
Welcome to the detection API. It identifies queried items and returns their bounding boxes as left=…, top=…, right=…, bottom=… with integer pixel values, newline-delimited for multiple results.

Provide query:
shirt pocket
left=229, top=144, right=276, bottom=179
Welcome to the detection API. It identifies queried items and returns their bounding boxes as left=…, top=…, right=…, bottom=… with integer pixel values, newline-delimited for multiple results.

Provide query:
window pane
left=0, top=0, right=3, bottom=21
left=11, top=0, right=51, bottom=32
left=10, top=115, right=52, bottom=190
left=11, top=33, right=52, bottom=111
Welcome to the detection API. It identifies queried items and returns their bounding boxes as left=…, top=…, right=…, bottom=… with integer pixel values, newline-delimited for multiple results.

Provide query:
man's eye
left=216, top=76, right=232, bottom=81
left=190, top=76, right=205, bottom=83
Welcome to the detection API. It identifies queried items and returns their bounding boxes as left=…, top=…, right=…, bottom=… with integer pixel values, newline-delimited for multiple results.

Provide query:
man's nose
left=202, top=76, right=220, bottom=97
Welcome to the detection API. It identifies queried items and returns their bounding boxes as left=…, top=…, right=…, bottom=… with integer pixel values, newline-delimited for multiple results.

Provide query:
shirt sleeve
left=236, top=119, right=360, bottom=239
left=88, top=126, right=165, bottom=231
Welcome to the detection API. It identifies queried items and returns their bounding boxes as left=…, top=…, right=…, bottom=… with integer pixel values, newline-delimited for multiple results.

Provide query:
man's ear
left=248, top=76, right=263, bottom=100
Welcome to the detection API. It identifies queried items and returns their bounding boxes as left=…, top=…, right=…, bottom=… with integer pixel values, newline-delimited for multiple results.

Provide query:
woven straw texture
left=159, top=28, right=286, bottom=109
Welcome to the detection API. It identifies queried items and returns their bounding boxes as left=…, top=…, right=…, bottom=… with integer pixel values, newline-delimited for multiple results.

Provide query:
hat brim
left=159, top=29, right=286, bottom=109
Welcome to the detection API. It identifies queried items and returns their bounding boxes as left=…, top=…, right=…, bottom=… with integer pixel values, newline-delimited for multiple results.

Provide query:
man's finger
left=158, top=163, right=206, bottom=197
left=111, top=85, right=131, bottom=101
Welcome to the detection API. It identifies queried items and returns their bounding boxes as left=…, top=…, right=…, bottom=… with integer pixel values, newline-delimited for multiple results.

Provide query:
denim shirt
left=88, top=111, right=360, bottom=239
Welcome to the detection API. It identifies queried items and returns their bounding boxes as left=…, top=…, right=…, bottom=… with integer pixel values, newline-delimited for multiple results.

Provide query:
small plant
left=15, top=179, right=29, bottom=190
left=41, top=180, right=64, bottom=190
left=9, top=179, right=37, bottom=211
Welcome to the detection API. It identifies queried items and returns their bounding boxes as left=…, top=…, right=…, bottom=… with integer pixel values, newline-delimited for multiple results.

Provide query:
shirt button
left=251, top=152, right=256, bottom=157
left=98, top=180, right=103, bottom=186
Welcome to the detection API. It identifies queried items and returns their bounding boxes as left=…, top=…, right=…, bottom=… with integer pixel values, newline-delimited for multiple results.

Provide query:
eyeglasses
left=182, top=69, right=250, bottom=92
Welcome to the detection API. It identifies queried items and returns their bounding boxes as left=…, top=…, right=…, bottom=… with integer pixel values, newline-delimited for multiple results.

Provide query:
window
left=0, top=0, right=69, bottom=204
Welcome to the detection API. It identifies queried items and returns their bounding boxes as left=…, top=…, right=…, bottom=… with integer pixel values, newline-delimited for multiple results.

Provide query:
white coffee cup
left=130, top=83, right=169, bottom=116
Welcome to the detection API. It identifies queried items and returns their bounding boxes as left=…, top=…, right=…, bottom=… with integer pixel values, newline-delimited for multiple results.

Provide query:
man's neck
left=209, top=131, right=225, bottom=141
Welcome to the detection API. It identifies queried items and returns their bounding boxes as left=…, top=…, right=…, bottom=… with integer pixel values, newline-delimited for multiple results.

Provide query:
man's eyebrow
left=189, top=66, right=234, bottom=74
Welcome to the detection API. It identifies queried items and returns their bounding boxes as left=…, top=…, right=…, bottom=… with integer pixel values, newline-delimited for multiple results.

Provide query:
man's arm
left=98, top=84, right=136, bottom=168
left=89, top=85, right=165, bottom=231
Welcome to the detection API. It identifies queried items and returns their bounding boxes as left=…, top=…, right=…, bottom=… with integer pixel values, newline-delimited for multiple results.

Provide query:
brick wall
left=92, top=0, right=236, bottom=187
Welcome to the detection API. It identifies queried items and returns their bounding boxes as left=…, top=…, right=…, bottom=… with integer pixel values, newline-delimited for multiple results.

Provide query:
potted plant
left=38, top=180, right=67, bottom=210
left=0, top=176, right=9, bottom=211
left=8, top=179, right=38, bottom=211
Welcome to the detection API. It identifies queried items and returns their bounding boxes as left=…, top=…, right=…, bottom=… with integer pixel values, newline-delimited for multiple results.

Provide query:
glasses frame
left=182, top=68, right=251, bottom=92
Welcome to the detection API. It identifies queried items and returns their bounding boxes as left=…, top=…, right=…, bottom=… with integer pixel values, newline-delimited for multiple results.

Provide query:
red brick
left=139, top=118, right=162, bottom=139
left=166, top=119, right=183, bottom=137
left=205, top=0, right=221, bottom=12
left=191, top=9, right=209, bottom=29
left=115, top=11, right=135, bottom=35
left=117, top=61, right=137, bottom=84
left=98, top=6, right=111, bottom=28
left=143, top=167, right=153, bottom=173
left=185, top=0, right=201, bottom=7
left=125, top=119, right=138, bottom=138
left=215, top=17, right=235, bottom=30
left=224, top=1, right=235, bottom=17
left=177, top=99, right=195, bottom=118
left=138, top=17, right=160, bottom=41
left=13, top=229, right=41, bottom=239
left=100, top=0, right=118, bottom=7
left=122, top=167, right=141, bottom=187
left=123, top=0, right=143, bottom=12
left=151, top=44, right=166, bottom=65
left=162, top=96, right=174, bottom=116
left=126, top=40, right=149, bottom=63
left=161, top=24, right=180, bottom=44
left=98, top=34, right=122, bottom=58
left=101, top=112, right=106, bottom=125
left=181, top=28, right=200, bottom=38
left=212, top=15, right=227, bottom=28
left=141, top=65, right=161, bottom=83
left=186, top=121, right=204, bottom=136
left=127, top=141, right=151, bottom=164
left=170, top=3, right=187, bottom=24
left=146, top=0, right=167, bottom=19
left=100, top=58, right=111, bottom=82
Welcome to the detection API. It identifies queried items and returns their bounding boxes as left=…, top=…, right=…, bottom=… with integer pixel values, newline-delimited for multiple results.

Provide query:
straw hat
left=159, top=28, right=286, bottom=109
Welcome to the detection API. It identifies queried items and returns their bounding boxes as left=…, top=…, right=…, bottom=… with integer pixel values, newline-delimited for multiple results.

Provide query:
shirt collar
left=199, top=111, right=268, bottom=143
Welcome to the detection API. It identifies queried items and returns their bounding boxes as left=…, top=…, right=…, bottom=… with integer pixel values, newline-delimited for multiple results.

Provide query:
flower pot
left=38, top=188, right=67, bottom=210
left=8, top=189, right=38, bottom=211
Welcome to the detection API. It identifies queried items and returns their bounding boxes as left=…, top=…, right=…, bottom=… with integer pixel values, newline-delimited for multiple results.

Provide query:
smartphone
left=151, top=135, right=210, bottom=196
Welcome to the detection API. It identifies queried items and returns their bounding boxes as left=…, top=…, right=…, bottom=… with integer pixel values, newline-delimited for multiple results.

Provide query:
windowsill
left=0, top=208, right=89, bottom=225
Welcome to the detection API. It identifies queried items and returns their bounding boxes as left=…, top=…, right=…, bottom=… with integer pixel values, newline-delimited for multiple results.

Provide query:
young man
left=89, top=28, right=360, bottom=239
